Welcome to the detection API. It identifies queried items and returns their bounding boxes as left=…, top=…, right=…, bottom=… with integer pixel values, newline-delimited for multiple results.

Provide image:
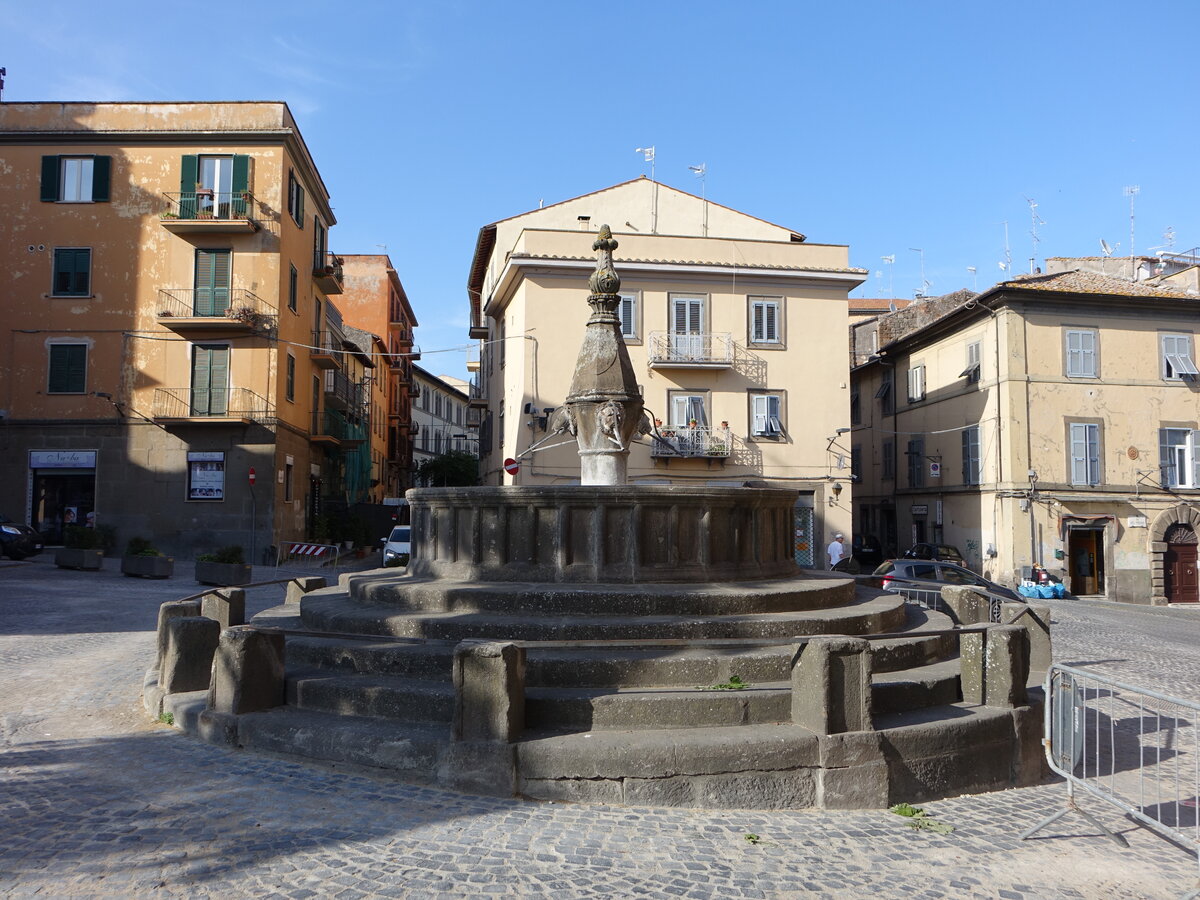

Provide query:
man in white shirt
left=827, top=533, right=846, bottom=568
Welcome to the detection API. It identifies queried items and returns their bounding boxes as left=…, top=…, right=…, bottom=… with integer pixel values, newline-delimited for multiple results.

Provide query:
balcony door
left=190, top=344, right=230, bottom=416
left=194, top=249, right=231, bottom=316
left=671, top=296, right=704, bottom=360
left=198, top=155, right=233, bottom=217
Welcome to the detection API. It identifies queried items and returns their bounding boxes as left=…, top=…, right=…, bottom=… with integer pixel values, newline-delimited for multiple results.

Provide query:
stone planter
left=55, top=548, right=103, bottom=570
left=196, top=560, right=253, bottom=586
left=121, top=554, right=174, bottom=579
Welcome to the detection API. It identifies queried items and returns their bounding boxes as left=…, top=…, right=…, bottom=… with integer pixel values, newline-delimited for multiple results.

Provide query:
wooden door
left=1165, top=524, right=1199, bottom=604
left=1068, top=529, right=1102, bottom=595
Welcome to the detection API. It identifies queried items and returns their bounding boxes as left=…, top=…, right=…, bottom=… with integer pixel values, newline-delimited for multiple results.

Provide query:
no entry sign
left=503, top=458, right=519, bottom=476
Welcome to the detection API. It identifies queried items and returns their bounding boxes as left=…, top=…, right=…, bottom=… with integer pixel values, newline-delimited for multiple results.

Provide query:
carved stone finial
left=588, top=224, right=621, bottom=296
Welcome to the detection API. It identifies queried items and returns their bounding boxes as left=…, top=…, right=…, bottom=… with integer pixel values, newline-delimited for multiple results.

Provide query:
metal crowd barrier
left=1022, top=663, right=1200, bottom=896
left=275, top=541, right=342, bottom=569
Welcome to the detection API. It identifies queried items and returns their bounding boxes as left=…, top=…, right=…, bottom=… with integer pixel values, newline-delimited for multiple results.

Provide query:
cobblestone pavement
left=2, top=556, right=1198, bottom=899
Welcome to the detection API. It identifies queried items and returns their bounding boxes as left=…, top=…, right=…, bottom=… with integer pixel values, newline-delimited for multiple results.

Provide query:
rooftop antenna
left=998, top=221, right=1012, bottom=276
left=1024, top=197, right=1045, bottom=273
left=1123, top=184, right=1140, bottom=277
left=636, top=146, right=657, bottom=234
left=967, top=266, right=978, bottom=291
left=1100, top=239, right=1115, bottom=257
left=881, top=254, right=895, bottom=298
left=909, top=248, right=928, bottom=298
left=688, top=163, right=708, bottom=237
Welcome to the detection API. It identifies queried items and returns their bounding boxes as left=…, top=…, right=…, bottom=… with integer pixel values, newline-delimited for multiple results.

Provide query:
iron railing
left=313, top=252, right=344, bottom=292
left=311, top=409, right=366, bottom=444
left=324, top=370, right=362, bottom=411
left=161, top=190, right=255, bottom=221
left=152, top=387, right=274, bottom=422
left=311, top=330, right=345, bottom=366
left=649, top=426, right=731, bottom=458
left=647, top=331, right=735, bottom=366
left=156, top=288, right=277, bottom=325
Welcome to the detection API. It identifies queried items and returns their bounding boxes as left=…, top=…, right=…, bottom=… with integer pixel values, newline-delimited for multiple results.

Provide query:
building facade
left=466, top=178, right=865, bottom=567
left=411, top=366, right=476, bottom=483
left=0, top=101, right=360, bottom=557
left=851, top=269, right=1200, bottom=604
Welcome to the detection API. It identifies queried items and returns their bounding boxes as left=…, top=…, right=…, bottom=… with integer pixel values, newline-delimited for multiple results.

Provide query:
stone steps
left=343, top=573, right=857, bottom=617
left=297, top=589, right=909, bottom=642
left=286, top=669, right=455, bottom=723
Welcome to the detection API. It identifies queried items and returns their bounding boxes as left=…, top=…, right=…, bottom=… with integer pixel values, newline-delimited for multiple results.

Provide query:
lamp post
left=1027, top=468, right=1039, bottom=571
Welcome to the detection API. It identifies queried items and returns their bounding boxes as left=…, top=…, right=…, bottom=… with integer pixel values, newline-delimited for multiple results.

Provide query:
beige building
left=851, top=269, right=1200, bottom=604
left=412, top=366, right=476, bottom=483
left=466, top=178, right=865, bottom=567
left=0, top=101, right=363, bottom=556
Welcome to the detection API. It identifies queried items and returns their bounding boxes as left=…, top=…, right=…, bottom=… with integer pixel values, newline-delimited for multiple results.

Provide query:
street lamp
left=1027, top=469, right=1039, bottom=570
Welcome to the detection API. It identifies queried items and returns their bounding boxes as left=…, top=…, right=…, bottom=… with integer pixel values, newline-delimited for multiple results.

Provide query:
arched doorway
left=1164, top=523, right=1199, bottom=604
left=1150, top=505, right=1200, bottom=605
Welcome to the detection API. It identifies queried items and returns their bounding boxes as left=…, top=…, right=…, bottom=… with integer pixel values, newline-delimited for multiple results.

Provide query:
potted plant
left=55, top=525, right=104, bottom=570
left=121, top=537, right=174, bottom=579
left=195, top=544, right=252, bottom=586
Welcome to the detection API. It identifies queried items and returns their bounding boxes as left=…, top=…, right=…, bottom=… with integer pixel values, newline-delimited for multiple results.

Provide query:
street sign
left=248, top=467, right=256, bottom=485
left=504, top=458, right=520, bottom=476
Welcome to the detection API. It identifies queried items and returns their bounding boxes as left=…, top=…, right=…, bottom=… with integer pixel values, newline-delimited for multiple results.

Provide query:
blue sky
left=5, top=0, right=1196, bottom=378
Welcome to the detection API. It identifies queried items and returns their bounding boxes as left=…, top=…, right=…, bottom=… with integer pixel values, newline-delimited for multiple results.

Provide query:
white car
left=380, top=525, right=411, bottom=566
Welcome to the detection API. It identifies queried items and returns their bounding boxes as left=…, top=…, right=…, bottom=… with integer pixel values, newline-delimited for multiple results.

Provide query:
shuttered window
left=47, top=344, right=87, bottom=394
left=1159, top=428, right=1200, bottom=488
left=190, top=344, right=230, bottom=416
left=751, top=393, right=784, bottom=436
left=1069, top=423, right=1101, bottom=485
left=750, top=299, right=780, bottom=343
left=287, top=169, right=305, bottom=227
left=1065, top=329, right=1097, bottom=378
left=41, top=156, right=110, bottom=202
left=619, top=293, right=637, bottom=339
left=961, top=425, right=981, bottom=484
left=194, top=250, right=232, bottom=316
left=670, top=393, right=708, bottom=428
left=52, top=248, right=91, bottom=296
left=907, top=438, right=924, bottom=488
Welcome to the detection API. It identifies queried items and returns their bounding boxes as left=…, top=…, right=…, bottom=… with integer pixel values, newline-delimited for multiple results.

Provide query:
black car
left=902, top=542, right=966, bottom=567
left=0, top=514, right=44, bottom=560
left=871, top=558, right=1020, bottom=602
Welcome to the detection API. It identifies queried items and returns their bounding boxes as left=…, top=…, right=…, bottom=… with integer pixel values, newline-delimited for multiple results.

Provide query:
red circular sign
left=503, top=458, right=520, bottom=476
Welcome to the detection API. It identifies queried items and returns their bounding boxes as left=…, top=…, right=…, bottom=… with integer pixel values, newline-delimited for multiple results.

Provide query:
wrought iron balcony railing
left=649, top=426, right=732, bottom=459
left=152, top=387, right=274, bottom=423
left=647, top=332, right=735, bottom=367
left=161, top=191, right=256, bottom=221
left=156, top=288, right=278, bottom=330
left=313, top=252, right=344, bottom=294
left=311, top=409, right=366, bottom=444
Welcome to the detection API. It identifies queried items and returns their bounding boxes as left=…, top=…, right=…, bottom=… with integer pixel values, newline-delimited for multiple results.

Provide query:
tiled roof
left=509, top=252, right=867, bottom=275
left=999, top=269, right=1195, bottom=299
left=849, top=298, right=912, bottom=312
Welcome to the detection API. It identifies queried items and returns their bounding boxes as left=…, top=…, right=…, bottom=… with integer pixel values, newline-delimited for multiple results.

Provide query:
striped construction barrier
left=276, top=541, right=341, bottom=568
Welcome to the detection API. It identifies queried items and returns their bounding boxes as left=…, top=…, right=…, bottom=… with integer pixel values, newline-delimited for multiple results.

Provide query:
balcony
left=647, top=332, right=735, bottom=368
left=152, top=388, right=274, bottom=425
left=160, top=191, right=258, bottom=233
left=468, top=377, right=487, bottom=409
left=313, top=253, right=344, bottom=295
left=468, top=321, right=489, bottom=340
left=310, top=409, right=366, bottom=447
left=311, top=330, right=344, bottom=370
left=156, top=289, right=278, bottom=334
left=324, top=370, right=361, bottom=412
left=649, top=426, right=731, bottom=460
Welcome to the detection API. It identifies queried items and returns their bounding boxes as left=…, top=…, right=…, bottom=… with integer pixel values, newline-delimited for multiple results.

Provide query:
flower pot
left=195, top=560, right=253, bottom=586
left=55, top=548, right=103, bottom=570
left=121, top=554, right=174, bottom=579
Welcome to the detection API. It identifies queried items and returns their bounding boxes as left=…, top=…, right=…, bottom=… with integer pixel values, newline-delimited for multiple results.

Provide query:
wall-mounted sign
left=1127, top=516, right=1148, bottom=528
left=29, top=450, right=96, bottom=469
left=187, top=451, right=225, bottom=501
left=911, top=504, right=929, bottom=516
left=929, top=462, right=941, bottom=478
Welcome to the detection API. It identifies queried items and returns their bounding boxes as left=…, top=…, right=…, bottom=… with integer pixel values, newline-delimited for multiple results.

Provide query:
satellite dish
left=1100, top=239, right=1113, bottom=257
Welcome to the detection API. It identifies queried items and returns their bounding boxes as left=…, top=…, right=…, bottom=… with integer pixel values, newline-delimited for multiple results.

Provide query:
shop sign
left=1127, top=516, right=1148, bottom=528
left=910, top=504, right=929, bottom=516
left=187, top=451, right=225, bottom=501
left=29, top=450, right=96, bottom=469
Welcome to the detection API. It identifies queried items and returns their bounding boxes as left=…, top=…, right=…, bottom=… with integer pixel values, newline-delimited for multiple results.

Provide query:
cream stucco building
left=851, top=268, right=1200, bottom=604
left=466, top=178, right=865, bottom=567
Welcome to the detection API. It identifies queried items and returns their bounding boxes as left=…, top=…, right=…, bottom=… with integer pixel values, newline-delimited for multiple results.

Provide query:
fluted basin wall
left=406, top=486, right=799, bottom=584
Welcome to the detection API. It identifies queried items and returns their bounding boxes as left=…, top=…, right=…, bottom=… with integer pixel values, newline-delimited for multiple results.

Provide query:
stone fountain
left=147, top=227, right=1049, bottom=809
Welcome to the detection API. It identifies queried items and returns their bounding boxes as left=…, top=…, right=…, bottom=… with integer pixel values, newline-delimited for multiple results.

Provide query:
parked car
left=0, top=514, right=44, bottom=560
left=380, top=525, right=411, bottom=567
left=902, top=542, right=966, bottom=567
left=871, top=559, right=1020, bottom=602
left=851, top=535, right=884, bottom=569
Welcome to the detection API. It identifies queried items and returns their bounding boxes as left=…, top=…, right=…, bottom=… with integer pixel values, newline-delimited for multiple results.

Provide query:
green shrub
left=125, top=537, right=162, bottom=557
left=63, top=525, right=103, bottom=549
left=197, top=545, right=245, bottom=565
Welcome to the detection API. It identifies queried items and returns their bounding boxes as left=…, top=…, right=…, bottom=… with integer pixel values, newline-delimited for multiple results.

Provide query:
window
left=668, top=391, right=709, bottom=427
left=619, top=293, right=639, bottom=340
left=1162, top=334, right=1199, bottom=381
left=194, top=249, right=231, bottom=316
left=1065, top=329, right=1098, bottom=378
left=961, top=341, right=982, bottom=383
left=851, top=445, right=862, bottom=481
left=906, top=438, right=924, bottom=488
left=882, top=441, right=895, bottom=480
left=1069, top=422, right=1101, bottom=486
left=47, top=344, right=87, bottom=394
left=875, top=372, right=893, bottom=415
left=850, top=386, right=861, bottom=425
left=750, top=392, right=785, bottom=438
left=961, top=425, right=981, bottom=485
left=286, top=353, right=296, bottom=402
left=287, top=169, right=305, bottom=227
left=1159, top=428, right=1200, bottom=488
left=288, top=265, right=298, bottom=312
left=313, top=217, right=327, bottom=273
left=41, top=155, right=110, bottom=202
left=190, top=344, right=230, bottom=416
left=749, top=297, right=782, bottom=345
left=52, top=248, right=91, bottom=297
left=284, top=459, right=294, bottom=502
left=670, top=295, right=705, bottom=358
left=907, top=364, right=925, bottom=403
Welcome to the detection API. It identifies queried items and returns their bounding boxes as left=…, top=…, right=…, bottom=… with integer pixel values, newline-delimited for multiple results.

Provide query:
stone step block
left=871, top=658, right=962, bottom=714
left=286, top=671, right=455, bottom=723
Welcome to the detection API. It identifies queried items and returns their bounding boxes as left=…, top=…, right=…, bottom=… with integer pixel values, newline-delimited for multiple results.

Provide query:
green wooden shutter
left=191, top=346, right=212, bottom=414
left=179, top=155, right=198, bottom=217
left=194, top=250, right=231, bottom=316
left=232, top=155, right=250, bottom=193
left=48, top=345, right=86, bottom=393
left=191, top=345, right=230, bottom=416
left=210, top=347, right=229, bottom=415
left=41, top=156, right=61, bottom=201
left=53, top=249, right=90, bottom=296
left=91, top=156, right=111, bottom=202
